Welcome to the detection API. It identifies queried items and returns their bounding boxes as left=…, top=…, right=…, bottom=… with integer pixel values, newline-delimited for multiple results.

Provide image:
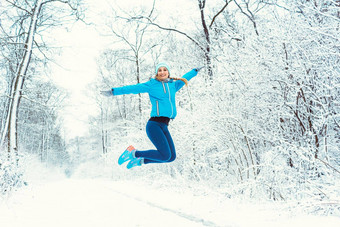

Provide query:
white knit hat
left=155, top=62, right=170, bottom=75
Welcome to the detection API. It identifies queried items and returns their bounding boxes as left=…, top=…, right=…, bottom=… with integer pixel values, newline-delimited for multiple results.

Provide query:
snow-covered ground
left=1, top=174, right=339, bottom=227
left=0, top=155, right=339, bottom=227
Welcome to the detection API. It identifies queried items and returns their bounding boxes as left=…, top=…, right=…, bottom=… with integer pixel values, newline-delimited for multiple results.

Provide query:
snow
left=1, top=175, right=339, bottom=227
left=1, top=180, right=204, bottom=227
left=1, top=0, right=340, bottom=226
left=1, top=155, right=339, bottom=227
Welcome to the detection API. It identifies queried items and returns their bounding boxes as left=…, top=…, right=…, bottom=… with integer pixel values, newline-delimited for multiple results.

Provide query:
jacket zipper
left=162, top=82, right=166, bottom=93
left=156, top=100, right=160, bottom=116
left=166, top=83, right=174, bottom=118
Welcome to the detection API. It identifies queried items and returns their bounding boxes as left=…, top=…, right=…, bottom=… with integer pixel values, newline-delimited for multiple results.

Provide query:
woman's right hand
left=100, top=90, right=113, bottom=97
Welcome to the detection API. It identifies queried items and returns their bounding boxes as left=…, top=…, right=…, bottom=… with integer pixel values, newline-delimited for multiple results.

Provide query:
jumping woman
left=100, top=63, right=202, bottom=169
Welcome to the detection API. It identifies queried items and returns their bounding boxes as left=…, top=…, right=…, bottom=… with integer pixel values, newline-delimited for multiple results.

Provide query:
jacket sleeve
left=113, top=81, right=151, bottom=96
left=175, top=69, right=198, bottom=91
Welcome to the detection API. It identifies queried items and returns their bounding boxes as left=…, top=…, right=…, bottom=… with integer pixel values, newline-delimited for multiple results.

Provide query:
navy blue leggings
left=135, top=120, right=176, bottom=164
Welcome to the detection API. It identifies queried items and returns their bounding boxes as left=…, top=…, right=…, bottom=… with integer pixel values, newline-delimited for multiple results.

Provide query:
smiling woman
left=155, top=62, right=188, bottom=86
left=100, top=63, right=203, bottom=169
left=156, top=65, right=170, bottom=80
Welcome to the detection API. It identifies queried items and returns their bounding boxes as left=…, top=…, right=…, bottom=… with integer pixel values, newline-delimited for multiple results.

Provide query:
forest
left=0, top=0, right=339, bottom=217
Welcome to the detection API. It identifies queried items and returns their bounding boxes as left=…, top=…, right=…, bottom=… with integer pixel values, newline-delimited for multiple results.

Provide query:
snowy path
left=1, top=178, right=339, bottom=227
left=0, top=179, right=218, bottom=227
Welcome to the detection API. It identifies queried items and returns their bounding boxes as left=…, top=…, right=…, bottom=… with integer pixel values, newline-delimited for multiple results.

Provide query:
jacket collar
left=153, top=78, right=173, bottom=83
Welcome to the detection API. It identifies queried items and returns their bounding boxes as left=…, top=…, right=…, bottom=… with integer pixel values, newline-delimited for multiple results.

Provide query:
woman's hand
left=100, top=90, right=113, bottom=97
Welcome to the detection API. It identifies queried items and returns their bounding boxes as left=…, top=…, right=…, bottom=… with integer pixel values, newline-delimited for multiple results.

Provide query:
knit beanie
left=155, top=62, right=170, bottom=75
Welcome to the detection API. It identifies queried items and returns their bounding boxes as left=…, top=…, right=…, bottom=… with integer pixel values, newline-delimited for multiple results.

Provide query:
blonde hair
left=155, top=75, right=188, bottom=86
left=170, top=77, right=188, bottom=86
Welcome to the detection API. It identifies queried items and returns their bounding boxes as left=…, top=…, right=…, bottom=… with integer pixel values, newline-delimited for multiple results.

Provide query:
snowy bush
left=0, top=156, right=24, bottom=197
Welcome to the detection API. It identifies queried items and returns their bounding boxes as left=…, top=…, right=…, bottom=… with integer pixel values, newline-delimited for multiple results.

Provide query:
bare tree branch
left=109, top=25, right=137, bottom=54
left=136, top=25, right=147, bottom=54
left=316, top=157, right=340, bottom=174
left=128, top=15, right=207, bottom=53
left=233, top=0, right=259, bottom=36
left=5, top=0, right=32, bottom=15
left=209, top=0, right=232, bottom=29
left=41, top=0, right=76, bottom=11
left=148, top=0, right=156, bottom=18
left=198, top=0, right=210, bottom=44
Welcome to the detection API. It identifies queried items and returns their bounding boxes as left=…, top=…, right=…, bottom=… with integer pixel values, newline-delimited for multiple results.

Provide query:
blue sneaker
left=118, top=145, right=136, bottom=165
left=127, top=158, right=143, bottom=169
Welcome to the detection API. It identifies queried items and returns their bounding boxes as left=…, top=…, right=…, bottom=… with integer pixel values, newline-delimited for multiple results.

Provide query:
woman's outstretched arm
left=175, top=68, right=202, bottom=91
left=101, top=80, right=151, bottom=97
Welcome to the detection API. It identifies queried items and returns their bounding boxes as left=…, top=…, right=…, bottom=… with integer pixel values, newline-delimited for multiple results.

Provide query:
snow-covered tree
left=0, top=0, right=83, bottom=159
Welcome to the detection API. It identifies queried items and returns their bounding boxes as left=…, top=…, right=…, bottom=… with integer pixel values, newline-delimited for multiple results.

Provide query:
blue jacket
left=112, top=69, right=198, bottom=119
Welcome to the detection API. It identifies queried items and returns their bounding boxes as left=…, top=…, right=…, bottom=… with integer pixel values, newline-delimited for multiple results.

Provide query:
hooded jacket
left=112, top=69, right=198, bottom=119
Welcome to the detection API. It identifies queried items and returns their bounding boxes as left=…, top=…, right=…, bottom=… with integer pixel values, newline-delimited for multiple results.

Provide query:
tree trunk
left=198, top=0, right=213, bottom=81
left=7, top=0, right=43, bottom=157
left=136, top=56, right=142, bottom=114
left=0, top=92, right=11, bottom=148
left=100, top=106, right=108, bottom=154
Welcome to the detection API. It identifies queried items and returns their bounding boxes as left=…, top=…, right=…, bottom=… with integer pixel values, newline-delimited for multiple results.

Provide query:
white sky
left=49, top=1, right=116, bottom=139
left=50, top=22, right=103, bottom=139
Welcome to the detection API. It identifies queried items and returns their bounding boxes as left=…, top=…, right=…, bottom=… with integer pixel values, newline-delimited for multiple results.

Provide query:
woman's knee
left=167, top=153, right=176, bottom=163
left=158, top=149, right=172, bottom=162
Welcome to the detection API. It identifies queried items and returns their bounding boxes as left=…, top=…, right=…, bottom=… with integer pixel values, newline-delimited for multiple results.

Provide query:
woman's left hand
left=194, top=66, right=204, bottom=72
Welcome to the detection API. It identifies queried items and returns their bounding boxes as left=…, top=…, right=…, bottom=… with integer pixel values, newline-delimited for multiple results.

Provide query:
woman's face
left=157, top=67, right=169, bottom=81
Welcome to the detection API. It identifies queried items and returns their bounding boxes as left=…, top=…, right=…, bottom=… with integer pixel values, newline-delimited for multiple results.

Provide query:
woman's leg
left=161, top=124, right=176, bottom=162
left=135, top=121, right=176, bottom=164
